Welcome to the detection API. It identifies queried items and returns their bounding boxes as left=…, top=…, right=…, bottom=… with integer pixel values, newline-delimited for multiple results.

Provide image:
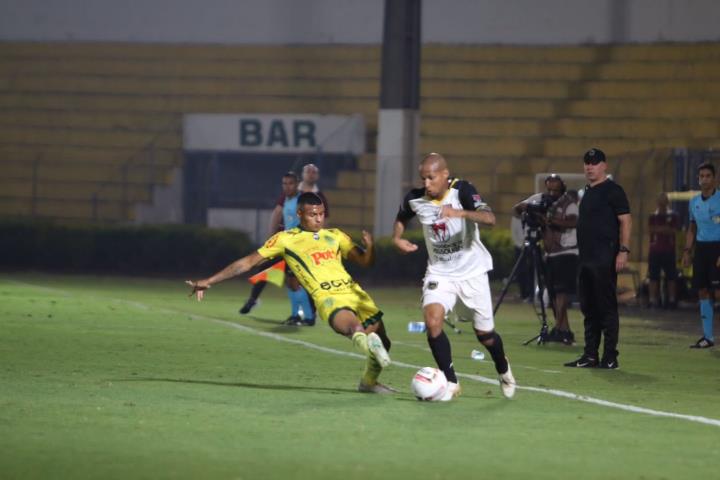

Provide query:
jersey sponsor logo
left=431, top=221, right=449, bottom=241
left=432, top=240, right=463, bottom=255
left=310, top=249, right=337, bottom=265
left=320, top=278, right=354, bottom=290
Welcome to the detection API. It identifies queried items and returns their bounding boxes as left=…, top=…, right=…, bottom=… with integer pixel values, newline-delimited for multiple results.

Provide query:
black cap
left=583, top=148, right=606, bottom=164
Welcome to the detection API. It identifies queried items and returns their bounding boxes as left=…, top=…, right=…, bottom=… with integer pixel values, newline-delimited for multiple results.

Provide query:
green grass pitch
left=1, top=273, right=718, bottom=479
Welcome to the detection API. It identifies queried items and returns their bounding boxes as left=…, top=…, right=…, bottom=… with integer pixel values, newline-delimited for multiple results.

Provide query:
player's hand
left=393, top=237, right=418, bottom=254
left=681, top=251, right=691, bottom=268
left=186, top=280, right=210, bottom=301
left=439, top=205, right=464, bottom=219
left=615, top=252, right=628, bottom=272
left=361, top=230, right=373, bottom=249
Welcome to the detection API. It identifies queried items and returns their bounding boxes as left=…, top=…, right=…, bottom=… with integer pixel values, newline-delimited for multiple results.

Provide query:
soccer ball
left=411, top=367, right=448, bottom=401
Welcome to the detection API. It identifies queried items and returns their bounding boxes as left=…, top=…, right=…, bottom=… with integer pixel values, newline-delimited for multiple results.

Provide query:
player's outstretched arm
left=186, top=251, right=265, bottom=301
left=392, top=220, right=418, bottom=254
left=347, top=230, right=375, bottom=267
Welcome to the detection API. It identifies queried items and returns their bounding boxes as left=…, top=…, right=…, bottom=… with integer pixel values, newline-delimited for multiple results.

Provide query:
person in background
left=565, top=148, right=631, bottom=370
left=682, top=162, right=720, bottom=349
left=239, top=172, right=314, bottom=325
left=647, top=192, right=681, bottom=309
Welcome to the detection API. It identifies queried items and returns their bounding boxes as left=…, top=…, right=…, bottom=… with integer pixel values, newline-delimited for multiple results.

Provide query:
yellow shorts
left=314, top=284, right=383, bottom=328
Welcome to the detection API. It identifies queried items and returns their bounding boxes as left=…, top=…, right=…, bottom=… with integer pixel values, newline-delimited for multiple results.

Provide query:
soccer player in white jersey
left=393, top=153, right=517, bottom=400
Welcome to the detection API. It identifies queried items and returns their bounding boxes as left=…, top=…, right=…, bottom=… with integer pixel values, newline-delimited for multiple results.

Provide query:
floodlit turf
left=1, top=273, right=718, bottom=479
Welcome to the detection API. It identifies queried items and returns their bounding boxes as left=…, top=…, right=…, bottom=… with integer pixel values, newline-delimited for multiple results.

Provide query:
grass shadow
left=116, top=377, right=358, bottom=395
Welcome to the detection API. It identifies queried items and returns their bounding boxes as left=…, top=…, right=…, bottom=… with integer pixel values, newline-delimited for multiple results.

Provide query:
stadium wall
left=1, top=0, right=719, bottom=45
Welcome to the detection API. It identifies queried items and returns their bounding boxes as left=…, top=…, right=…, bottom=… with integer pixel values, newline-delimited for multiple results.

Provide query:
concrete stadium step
left=0, top=125, right=181, bottom=149
left=0, top=160, right=167, bottom=184
left=0, top=92, right=378, bottom=119
left=422, top=117, right=720, bottom=139
left=423, top=99, right=557, bottom=119
left=420, top=136, right=540, bottom=156
left=0, top=145, right=180, bottom=166
left=581, top=81, right=720, bottom=99
left=419, top=136, right=700, bottom=158
left=0, top=58, right=380, bottom=81
left=423, top=61, right=720, bottom=81
left=422, top=80, right=572, bottom=99
left=14, top=198, right=128, bottom=221
left=0, top=178, right=152, bottom=202
left=494, top=174, right=536, bottom=193
left=0, top=42, right=381, bottom=62
left=424, top=98, right=720, bottom=120
left=0, top=109, right=180, bottom=132
left=324, top=189, right=374, bottom=209
left=0, top=197, right=33, bottom=217
left=336, top=171, right=376, bottom=190
left=424, top=43, right=720, bottom=63
left=326, top=206, right=374, bottom=231
left=2, top=75, right=379, bottom=99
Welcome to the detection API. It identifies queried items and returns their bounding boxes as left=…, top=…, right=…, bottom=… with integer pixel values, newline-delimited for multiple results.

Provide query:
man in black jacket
left=565, top=149, right=632, bottom=369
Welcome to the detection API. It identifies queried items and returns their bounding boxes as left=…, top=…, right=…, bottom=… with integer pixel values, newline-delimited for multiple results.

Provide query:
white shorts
left=421, top=272, right=495, bottom=331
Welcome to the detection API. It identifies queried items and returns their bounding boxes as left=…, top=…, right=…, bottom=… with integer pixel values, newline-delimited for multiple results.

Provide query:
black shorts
left=692, top=242, right=720, bottom=290
left=545, top=254, right=578, bottom=296
left=647, top=251, right=678, bottom=281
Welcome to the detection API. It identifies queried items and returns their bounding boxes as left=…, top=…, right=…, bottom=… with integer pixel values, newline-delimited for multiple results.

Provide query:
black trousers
left=578, top=257, right=619, bottom=359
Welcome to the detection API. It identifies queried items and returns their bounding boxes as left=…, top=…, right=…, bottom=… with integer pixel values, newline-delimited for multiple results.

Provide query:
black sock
left=249, top=281, right=267, bottom=301
left=477, top=331, right=509, bottom=374
left=427, top=331, right=457, bottom=383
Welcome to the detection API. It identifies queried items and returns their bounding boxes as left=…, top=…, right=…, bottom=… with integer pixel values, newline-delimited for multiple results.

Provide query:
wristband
left=619, top=245, right=630, bottom=253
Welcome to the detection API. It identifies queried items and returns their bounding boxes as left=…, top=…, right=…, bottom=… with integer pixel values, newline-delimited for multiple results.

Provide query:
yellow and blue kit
left=257, top=228, right=383, bottom=327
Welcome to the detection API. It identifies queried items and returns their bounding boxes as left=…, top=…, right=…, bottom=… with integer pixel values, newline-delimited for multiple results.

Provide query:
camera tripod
left=493, top=227, right=551, bottom=345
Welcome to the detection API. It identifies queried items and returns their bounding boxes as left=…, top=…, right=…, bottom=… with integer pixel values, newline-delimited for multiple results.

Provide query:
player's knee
left=476, top=330, right=497, bottom=346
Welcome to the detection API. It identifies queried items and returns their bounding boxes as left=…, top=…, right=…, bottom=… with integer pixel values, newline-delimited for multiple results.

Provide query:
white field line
left=5, top=278, right=720, bottom=429
left=393, top=340, right=563, bottom=374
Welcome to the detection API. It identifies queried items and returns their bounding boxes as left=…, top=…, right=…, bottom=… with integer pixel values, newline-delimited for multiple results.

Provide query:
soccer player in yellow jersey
left=187, top=192, right=396, bottom=394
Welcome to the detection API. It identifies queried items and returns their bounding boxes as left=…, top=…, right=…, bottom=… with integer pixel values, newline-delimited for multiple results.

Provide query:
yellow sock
left=351, top=331, right=369, bottom=355
left=362, top=355, right=383, bottom=386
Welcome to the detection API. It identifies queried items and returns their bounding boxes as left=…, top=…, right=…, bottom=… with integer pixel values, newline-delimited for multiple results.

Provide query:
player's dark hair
left=283, top=171, right=299, bottom=181
left=698, top=162, right=716, bottom=176
left=297, top=192, right=323, bottom=209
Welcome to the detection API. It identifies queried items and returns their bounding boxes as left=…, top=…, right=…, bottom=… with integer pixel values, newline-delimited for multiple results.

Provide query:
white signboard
left=183, top=113, right=365, bottom=155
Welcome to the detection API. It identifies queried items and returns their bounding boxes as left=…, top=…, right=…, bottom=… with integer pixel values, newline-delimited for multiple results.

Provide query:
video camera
left=522, top=194, right=554, bottom=230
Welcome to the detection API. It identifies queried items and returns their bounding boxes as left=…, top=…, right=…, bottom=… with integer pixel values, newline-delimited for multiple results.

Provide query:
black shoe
left=564, top=354, right=598, bottom=368
left=301, top=317, right=316, bottom=326
left=239, top=299, right=258, bottom=315
left=599, top=357, right=619, bottom=369
left=690, top=337, right=715, bottom=349
left=283, top=315, right=303, bottom=326
left=560, top=330, right=575, bottom=346
left=544, top=328, right=561, bottom=343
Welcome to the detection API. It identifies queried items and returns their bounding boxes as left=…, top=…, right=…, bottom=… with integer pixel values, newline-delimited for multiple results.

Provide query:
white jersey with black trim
left=397, top=178, right=493, bottom=278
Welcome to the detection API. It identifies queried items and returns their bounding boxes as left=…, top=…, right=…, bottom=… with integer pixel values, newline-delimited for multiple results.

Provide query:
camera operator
left=513, top=174, right=579, bottom=345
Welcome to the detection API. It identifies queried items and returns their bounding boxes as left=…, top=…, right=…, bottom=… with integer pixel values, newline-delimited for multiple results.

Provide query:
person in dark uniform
left=682, top=162, right=720, bottom=349
left=647, top=192, right=681, bottom=308
left=565, top=148, right=632, bottom=369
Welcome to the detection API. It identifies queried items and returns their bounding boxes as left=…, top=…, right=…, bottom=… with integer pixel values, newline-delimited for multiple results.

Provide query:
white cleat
left=367, top=332, right=391, bottom=367
left=439, top=381, right=462, bottom=402
left=499, top=362, right=517, bottom=399
left=358, top=381, right=399, bottom=394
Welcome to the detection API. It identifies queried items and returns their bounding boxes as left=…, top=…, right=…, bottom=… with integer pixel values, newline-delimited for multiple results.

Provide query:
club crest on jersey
left=313, top=232, right=320, bottom=240
left=431, top=221, right=449, bottom=241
